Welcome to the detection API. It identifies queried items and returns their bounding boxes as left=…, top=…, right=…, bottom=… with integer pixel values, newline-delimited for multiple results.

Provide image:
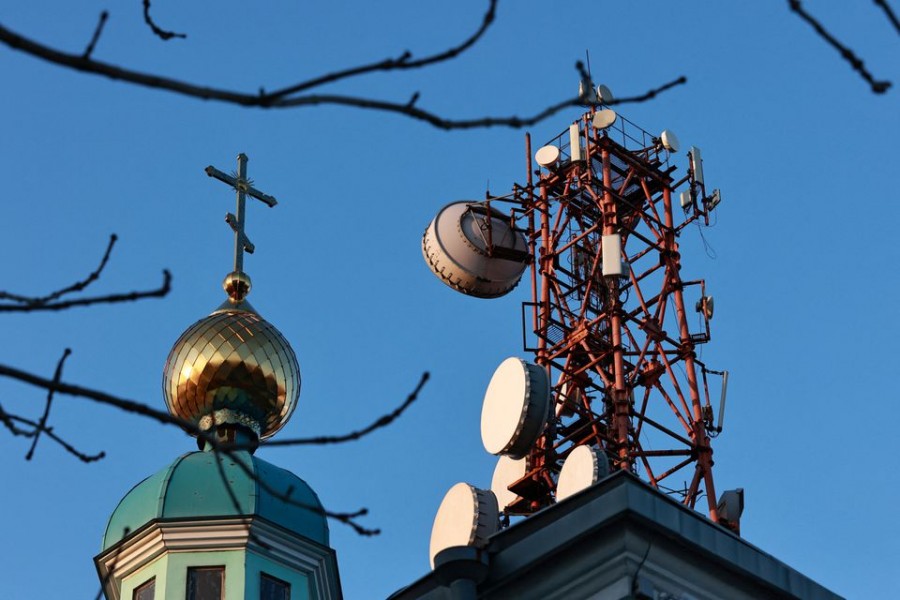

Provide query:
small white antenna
left=695, top=295, right=714, bottom=320
left=601, top=234, right=622, bottom=277
left=717, top=488, right=744, bottom=522
left=535, top=145, right=561, bottom=167
left=659, top=129, right=680, bottom=153
left=592, top=109, right=617, bottom=130
left=595, top=84, right=614, bottom=104
left=716, top=370, right=729, bottom=432
left=569, top=124, right=583, bottom=161
left=689, top=146, right=705, bottom=187
left=579, top=80, right=598, bottom=104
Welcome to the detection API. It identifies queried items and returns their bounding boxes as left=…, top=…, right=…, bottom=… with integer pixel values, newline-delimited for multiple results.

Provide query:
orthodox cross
left=205, top=153, right=278, bottom=274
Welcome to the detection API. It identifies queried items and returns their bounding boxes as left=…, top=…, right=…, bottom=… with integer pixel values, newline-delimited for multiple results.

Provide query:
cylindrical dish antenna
left=429, top=482, right=499, bottom=569
left=422, top=202, right=529, bottom=298
left=481, top=357, right=551, bottom=459
left=556, top=445, right=610, bottom=501
left=491, top=455, right=528, bottom=512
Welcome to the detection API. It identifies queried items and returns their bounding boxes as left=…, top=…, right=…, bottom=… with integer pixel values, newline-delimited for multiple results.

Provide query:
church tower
left=95, top=154, right=341, bottom=600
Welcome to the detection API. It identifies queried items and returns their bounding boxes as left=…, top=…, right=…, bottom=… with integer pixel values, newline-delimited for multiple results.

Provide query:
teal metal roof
left=102, top=451, right=328, bottom=550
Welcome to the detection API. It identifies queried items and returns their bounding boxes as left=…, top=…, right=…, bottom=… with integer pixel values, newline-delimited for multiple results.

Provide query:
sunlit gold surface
left=163, top=305, right=300, bottom=439
left=223, top=271, right=252, bottom=302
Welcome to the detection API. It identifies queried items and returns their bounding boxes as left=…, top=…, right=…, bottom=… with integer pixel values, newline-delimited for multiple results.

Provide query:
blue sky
left=1, top=1, right=898, bottom=598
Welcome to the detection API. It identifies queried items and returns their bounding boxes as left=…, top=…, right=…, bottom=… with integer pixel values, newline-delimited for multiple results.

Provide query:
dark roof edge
left=390, top=472, right=843, bottom=600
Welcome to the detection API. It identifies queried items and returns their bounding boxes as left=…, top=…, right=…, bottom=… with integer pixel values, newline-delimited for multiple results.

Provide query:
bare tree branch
left=0, top=270, right=171, bottom=312
left=256, top=75, right=687, bottom=130
left=0, top=361, right=189, bottom=428
left=873, top=0, right=900, bottom=35
left=25, top=347, right=71, bottom=460
left=82, top=10, right=108, bottom=59
left=0, top=234, right=118, bottom=305
left=142, top=0, right=186, bottom=41
left=0, top=403, right=105, bottom=462
left=0, top=360, right=429, bottom=534
left=611, top=76, right=688, bottom=105
left=266, top=372, right=429, bottom=446
left=0, top=362, right=431, bottom=450
left=265, top=0, right=497, bottom=99
left=0, top=365, right=357, bottom=528
left=0, top=18, right=684, bottom=129
left=788, top=0, right=892, bottom=93
left=0, top=233, right=171, bottom=312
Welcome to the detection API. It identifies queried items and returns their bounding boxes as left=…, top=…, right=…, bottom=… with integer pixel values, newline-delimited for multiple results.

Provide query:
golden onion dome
left=162, top=276, right=300, bottom=442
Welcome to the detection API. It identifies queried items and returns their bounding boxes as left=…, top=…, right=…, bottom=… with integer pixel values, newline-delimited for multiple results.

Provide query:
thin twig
left=265, top=372, right=429, bottom=446
left=0, top=270, right=171, bottom=312
left=573, top=60, right=688, bottom=106
left=611, top=76, right=688, bottom=104
left=211, top=449, right=272, bottom=549
left=0, top=403, right=105, bottom=462
left=82, top=10, right=108, bottom=59
left=873, top=0, right=900, bottom=35
left=266, top=0, right=497, bottom=99
left=0, top=404, right=30, bottom=437
left=0, top=234, right=118, bottom=305
left=25, top=347, right=71, bottom=460
left=788, top=0, right=891, bottom=93
left=222, top=445, right=380, bottom=535
left=142, top=0, right=186, bottom=41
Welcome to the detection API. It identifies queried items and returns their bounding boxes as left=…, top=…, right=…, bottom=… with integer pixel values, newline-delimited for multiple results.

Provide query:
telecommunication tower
left=423, top=85, right=737, bottom=548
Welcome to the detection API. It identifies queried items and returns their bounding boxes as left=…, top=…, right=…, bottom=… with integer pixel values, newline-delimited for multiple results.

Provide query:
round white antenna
left=556, top=445, right=610, bottom=501
left=578, top=80, right=598, bottom=105
left=592, top=109, right=617, bottom=130
left=535, top=145, right=560, bottom=167
left=595, top=84, right=614, bottom=104
left=429, top=483, right=499, bottom=569
left=422, top=202, right=529, bottom=298
left=481, top=357, right=551, bottom=459
left=696, top=295, right=714, bottom=320
left=490, top=455, right=527, bottom=511
left=558, top=381, right=582, bottom=417
left=659, top=129, right=680, bottom=153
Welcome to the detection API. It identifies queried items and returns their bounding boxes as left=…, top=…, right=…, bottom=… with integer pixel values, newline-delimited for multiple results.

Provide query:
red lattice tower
left=488, top=107, right=727, bottom=524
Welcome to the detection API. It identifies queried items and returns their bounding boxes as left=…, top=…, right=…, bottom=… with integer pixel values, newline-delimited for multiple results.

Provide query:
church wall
left=120, top=554, right=168, bottom=600
left=245, top=550, right=312, bottom=600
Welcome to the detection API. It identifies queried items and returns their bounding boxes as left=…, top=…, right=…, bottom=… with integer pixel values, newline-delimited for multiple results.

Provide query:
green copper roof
left=102, top=450, right=328, bottom=550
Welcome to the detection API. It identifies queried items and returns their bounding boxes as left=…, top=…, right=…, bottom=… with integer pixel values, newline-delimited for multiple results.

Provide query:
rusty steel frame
left=495, top=108, right=722, bottom=523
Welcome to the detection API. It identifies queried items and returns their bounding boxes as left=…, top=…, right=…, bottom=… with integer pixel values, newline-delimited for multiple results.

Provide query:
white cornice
left=95, top=516, right=339, bottom=600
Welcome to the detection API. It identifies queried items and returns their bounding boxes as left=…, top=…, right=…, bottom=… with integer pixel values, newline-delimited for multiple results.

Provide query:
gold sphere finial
left=223, top=271, right=252, bottom=303
left=162, top=304, right=301, bottom=446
